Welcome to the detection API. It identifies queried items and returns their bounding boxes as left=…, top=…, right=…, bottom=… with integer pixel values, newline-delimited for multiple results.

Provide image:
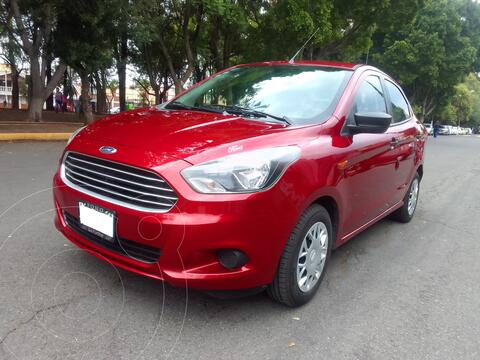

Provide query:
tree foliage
left=372, top=0, right=477, bottom=121
left=1, top=0, right=479, bottom=122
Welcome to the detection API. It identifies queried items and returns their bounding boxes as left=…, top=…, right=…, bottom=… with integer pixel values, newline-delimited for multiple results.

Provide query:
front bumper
left=53, top=160, right=299, bottom=290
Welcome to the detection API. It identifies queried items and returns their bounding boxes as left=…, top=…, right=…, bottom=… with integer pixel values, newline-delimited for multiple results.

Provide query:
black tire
left=267, top=204, right=332, bottom=307
left=390, top=172, right=420, bottom=223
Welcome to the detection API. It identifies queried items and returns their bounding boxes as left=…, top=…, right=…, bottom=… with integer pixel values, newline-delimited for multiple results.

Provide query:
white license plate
left=79, top=201, right=115, bottom=240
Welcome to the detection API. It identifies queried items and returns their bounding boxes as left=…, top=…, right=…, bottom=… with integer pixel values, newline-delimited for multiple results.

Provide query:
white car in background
left=445, top=125, right=458, bottom=135
left=438, top=125, right=450, bottom=135
left=424, top=123, right=433, bottom=135
left=109, top=106, right=120, bottom=114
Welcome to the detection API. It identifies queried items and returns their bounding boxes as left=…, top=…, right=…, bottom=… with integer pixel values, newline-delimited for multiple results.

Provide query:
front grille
left=62, top=152, right=178, bottom=212
left=63, top=211, right=161, bottom=263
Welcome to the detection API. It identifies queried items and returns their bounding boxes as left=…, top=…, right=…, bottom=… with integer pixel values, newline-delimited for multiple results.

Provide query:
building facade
left=0, top=63, right=28, bottom=109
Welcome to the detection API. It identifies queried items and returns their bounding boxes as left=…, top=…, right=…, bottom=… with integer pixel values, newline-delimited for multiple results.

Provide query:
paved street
left=0, top=136, right=479, bottom=360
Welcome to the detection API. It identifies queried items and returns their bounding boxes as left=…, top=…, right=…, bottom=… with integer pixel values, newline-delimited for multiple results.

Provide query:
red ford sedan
left=53, top=61, right=426, bottom=307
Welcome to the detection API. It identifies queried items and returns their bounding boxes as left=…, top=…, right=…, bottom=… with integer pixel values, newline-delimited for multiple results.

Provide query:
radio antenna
left=289, top=27, right=321, bottom=64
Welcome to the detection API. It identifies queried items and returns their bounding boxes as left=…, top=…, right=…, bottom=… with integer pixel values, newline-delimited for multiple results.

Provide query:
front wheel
left=267, top=204, right=332, bottom=307
left=391, top=172, right=420, bottom=223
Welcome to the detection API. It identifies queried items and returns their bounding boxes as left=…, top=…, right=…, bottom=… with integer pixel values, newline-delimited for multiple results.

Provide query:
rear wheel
left=267, top=204, right=332, bottom=307
left=391, top=172, right=420, bottom=223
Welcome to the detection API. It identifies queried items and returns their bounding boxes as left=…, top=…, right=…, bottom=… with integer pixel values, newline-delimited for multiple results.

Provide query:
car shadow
left=90, top=215, right=413, bottom=318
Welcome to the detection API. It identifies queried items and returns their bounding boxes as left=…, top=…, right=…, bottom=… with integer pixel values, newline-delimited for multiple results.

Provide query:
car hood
left=77, top=107, right=287, bottom=162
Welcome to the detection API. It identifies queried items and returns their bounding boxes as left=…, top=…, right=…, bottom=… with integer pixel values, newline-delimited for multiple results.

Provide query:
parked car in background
left=53, top=61, right=427, bottom=307
left=442, top=125, right=460, bottom=135
left=424, top=123, right=433, bottom=135
left=438, top=125, right=450, bottom=135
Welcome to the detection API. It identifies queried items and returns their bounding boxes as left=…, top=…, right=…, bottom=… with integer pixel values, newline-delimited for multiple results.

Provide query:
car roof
left=235, top=60, right=362, bottom=70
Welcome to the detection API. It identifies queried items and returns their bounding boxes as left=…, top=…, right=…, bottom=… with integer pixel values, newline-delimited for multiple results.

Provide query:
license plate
left=78, top=201, right=115, bottom=241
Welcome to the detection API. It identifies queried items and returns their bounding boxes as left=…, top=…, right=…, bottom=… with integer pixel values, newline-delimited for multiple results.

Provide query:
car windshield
left=166, top=65, right=353, bottom=125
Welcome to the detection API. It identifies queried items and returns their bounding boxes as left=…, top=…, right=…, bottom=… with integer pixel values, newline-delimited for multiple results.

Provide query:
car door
left=383, top=78, right=417, bottom=204
left=339, top=73, right=399, bottom=237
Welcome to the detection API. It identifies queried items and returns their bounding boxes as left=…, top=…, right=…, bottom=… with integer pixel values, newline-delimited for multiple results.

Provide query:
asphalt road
left=1, top=136, right=480, bottom=360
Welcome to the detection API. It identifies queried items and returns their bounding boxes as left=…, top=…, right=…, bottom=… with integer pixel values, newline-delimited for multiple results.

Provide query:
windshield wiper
left=165, top=102, right=291, bottom=125
left=165, top=101, right=224, bottom=114
left=211, top=104, right=291, bottom=125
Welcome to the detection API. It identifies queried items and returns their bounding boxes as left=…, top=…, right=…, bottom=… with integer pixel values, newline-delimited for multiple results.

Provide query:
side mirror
left=347, top=112, right=392, bottom=134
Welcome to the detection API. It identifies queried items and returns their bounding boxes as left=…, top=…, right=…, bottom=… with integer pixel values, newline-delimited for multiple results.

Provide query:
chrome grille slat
left=65, top=173, right=174, bottom=207
left=62, top=152, right=178, bottom=212
left=65, top=167, right=178, bottom=200
left=64, top=160, right=174, bottom=192
left=67, top=153, right=166, bottom=183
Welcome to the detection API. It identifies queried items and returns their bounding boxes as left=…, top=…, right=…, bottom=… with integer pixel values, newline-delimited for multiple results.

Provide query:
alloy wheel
left=296, top=222, right=329, bottom=293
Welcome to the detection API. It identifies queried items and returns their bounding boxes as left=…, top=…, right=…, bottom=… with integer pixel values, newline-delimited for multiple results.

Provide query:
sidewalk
left=0, top=109, right=98, bottom=141
left=0, top=122, right=82, bottom=140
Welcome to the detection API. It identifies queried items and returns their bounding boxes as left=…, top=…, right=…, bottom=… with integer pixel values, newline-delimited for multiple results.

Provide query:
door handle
left=390, top=137, right=399, bottom=148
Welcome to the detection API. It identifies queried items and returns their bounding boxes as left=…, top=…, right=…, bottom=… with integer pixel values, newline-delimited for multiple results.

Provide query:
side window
left=385, top=80, right=410, bottom=123
left=354, top=76, right=387, bottom=114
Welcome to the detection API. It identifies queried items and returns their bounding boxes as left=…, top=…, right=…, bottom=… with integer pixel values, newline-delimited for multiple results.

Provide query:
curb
left=0, top=132, right=72, bottom=141
left=0, top=122, right=84, bottom=125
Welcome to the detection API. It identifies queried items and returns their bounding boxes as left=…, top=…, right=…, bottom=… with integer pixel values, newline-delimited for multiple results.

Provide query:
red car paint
left=53, top=61, right=426, bottom=290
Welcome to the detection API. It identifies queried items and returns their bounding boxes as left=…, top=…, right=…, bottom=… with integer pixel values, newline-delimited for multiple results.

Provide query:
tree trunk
left=210, top=15, right=222, bottom=71
left=162, top=75, right=169, bottom=102
left=79, top=73, right=93, bottom=124
left=27, top=61, right=66, bottom=121
left=154, top=88, right=161, bottom=105
left=29, top=62, right=43, bottom=122
left=117, top=32, right=128, bottom=111
left=11, top=67, right=20, bottom=110
left=118, top=62, right=126, bottom=111
left=94, top=71, right=108, bottom=114
left=29, top=97, right=44, bottom=122
left=45, top=60, right=54, bottom=111
left=96, top=87, right=107, bottom=114
left=10, top=0, right=65, bottom=120
left=174, top=82, right=183, bottom=95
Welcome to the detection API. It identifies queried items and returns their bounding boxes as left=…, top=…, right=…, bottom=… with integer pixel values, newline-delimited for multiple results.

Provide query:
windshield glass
left=167, top=65, right=353, bottom=125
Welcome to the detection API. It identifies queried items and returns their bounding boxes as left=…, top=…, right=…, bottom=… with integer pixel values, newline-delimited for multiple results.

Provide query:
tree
left=244, top=0, right=418, bottom=63
left=204, top=0, right=251, bottom=72
left=438, top=103, right=457, bottom=125
left=93, top=69, right=109, bottom=114
left=0, top=17, right=24, bottom=110
left=458, top=0, right=480, bottom=73
left=372, top=0, right=477, bottom=121
left=130, top=15, right=172, bottom=104
left=111, top=0, right=130, bottom=111
left=463, top=73, right=480, bottom=127
left=106, top=78, right=118, bottom=112
left=452, top=83, right=473, bottom=127
left=131, top=78, right=151, bottom=106
left=133, top=0, right=205, bottom=94
left=54, top=0, right=114, bottom=123
left=3, top=0, right=66, bottom=121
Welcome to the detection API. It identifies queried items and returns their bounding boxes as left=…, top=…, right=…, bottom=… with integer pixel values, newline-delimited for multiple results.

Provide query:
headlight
left=181, top=146, right=301, bottom=193
left=67, top=126, right=86, bottom=145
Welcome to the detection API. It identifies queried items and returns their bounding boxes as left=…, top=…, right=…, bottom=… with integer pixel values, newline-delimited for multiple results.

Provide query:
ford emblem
left=99, top=146, right=117, bottom=154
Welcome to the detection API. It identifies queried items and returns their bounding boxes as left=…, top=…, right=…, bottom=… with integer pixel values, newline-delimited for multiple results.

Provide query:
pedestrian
left=62, top=94, right=68, bottom=112
left=2, top=99, right=7, bottom=109
left=54, top=88, right=63, bottom=113
left=433, top=120, right=440, bottom=138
